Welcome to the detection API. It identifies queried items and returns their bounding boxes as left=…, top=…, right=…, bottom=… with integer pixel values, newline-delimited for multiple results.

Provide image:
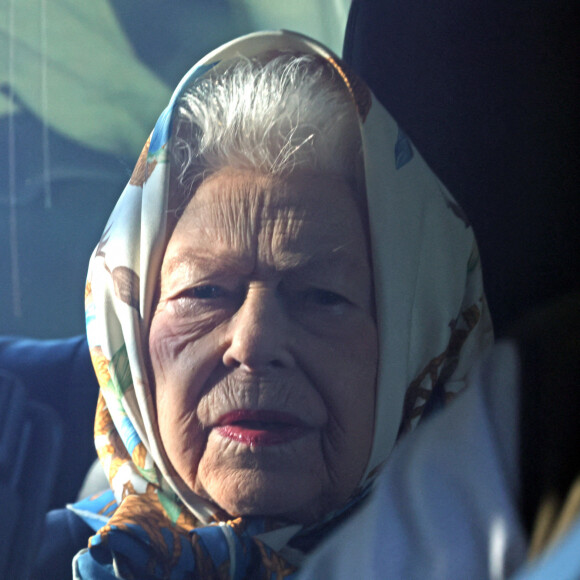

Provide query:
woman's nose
left=222, top=286, right=294, bottom=371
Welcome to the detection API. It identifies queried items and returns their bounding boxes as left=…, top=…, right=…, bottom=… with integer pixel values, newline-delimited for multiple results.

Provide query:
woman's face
left=149, top=167, right=378, bottom=524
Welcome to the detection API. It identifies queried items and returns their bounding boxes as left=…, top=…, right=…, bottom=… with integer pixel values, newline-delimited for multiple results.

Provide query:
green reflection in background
left=0, top=0, right=348, bottom=337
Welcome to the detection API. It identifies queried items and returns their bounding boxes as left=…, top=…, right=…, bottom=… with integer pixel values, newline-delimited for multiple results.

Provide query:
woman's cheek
left=150, top=319, right=204, bottom=488
left=150, top=302, right=212, bottom=378
left=150, top=307, right=228, bottom=490
left=161, top=407, right=207, bottom=490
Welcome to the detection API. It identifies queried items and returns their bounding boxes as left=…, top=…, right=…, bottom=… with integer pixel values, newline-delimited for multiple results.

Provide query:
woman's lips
left=214, top=410, right=311, bottom=446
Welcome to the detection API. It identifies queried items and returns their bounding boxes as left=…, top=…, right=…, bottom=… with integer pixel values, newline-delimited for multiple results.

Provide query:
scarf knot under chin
left=75, top=490, right=298, bottom=580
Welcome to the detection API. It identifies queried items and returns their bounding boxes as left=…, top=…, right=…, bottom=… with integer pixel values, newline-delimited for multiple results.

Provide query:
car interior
left=1, top=1, right=578, bottom=577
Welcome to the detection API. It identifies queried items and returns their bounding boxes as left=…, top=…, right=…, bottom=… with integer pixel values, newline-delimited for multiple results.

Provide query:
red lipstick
left=215, top=410, right=310, bottom=446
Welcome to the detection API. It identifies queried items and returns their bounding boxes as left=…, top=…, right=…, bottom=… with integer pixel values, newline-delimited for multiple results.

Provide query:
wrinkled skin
left=149, top=167, right=378, bottom=524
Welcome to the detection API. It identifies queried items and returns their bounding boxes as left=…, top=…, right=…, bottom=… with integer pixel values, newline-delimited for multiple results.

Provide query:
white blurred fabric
left=299, top=341, right=528, bottom=579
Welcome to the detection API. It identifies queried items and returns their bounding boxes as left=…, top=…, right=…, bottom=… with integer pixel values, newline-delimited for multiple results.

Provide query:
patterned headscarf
left=73, top=31, right=493, bottom=579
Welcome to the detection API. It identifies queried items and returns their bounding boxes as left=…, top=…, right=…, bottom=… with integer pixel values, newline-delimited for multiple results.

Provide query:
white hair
left=170, top=54, right=364, bottom=205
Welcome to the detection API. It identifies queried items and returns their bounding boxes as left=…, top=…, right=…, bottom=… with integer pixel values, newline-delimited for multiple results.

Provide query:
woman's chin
left=184, top=428, right=365, bottom=524
left=195, top=469, right=333, bottom=525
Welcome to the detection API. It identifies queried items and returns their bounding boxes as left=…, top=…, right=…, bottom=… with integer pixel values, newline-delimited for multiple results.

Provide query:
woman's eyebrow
left=292, top=252, right=367, bottom=278
left=162, top=250, right=251, bottom=277
left=162, top=240, right=366, bottom=281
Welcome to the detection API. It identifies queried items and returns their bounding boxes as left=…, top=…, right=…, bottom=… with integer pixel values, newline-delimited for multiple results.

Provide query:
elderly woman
left=65, top=31, right=492, bottom=579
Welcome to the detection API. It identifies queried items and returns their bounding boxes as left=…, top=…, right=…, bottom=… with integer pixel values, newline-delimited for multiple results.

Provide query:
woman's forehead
left=164, top=168, right=369, bottom=274
left=178, top=168, right=362, bottom=228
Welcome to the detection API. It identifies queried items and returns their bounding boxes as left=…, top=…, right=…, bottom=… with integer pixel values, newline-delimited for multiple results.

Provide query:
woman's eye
left=170, top=285, right=241, bottom=315
left=188, top=285, right=227, bottom=299
left=304, top=289, right=349, bottom=307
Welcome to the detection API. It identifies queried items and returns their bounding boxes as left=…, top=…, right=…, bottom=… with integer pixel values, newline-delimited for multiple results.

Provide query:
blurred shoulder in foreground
left=299, top=294, right=580, bottom=579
